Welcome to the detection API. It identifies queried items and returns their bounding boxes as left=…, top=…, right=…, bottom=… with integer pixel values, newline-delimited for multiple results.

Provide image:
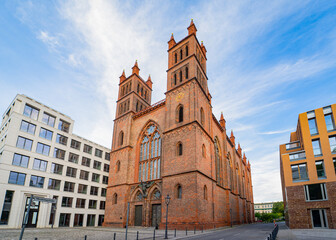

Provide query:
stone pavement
left=277, top=222, right=336, bottom=240
left=0, top=226, right=221, bottom=240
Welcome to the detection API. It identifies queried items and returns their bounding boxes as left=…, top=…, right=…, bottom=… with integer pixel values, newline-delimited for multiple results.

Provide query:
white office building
left=0, top=94, right=111, bottom=228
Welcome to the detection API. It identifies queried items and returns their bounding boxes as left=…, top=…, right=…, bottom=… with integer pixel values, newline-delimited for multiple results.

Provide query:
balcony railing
left=289, top=151, right=306, bottom=161
left=286, top=141, right=300, bottom=150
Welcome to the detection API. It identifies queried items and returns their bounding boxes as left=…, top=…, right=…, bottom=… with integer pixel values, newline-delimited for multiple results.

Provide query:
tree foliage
left=272, top=201, right=284, bottom=216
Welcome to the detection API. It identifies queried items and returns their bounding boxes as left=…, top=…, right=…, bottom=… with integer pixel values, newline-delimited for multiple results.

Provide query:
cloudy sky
left=1, top=0, right=336, bottom=203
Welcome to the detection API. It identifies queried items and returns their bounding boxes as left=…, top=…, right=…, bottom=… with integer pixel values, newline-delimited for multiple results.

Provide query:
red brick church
left=104, top=20, right=254, bottom=229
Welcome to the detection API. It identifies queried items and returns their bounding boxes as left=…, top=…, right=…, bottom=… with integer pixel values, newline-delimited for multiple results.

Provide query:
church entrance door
left=151, top=204, right=161, bottom=227
left=134, top=205, right=143, bottom=226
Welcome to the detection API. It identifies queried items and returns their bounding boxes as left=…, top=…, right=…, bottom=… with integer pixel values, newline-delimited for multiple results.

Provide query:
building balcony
left=289, top=151, right=306, bottom=161
left=286, top=141, right=301, bottom=150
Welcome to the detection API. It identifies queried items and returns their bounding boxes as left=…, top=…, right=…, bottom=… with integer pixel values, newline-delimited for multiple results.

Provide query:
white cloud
left=37, top=30, right=59, bottom=50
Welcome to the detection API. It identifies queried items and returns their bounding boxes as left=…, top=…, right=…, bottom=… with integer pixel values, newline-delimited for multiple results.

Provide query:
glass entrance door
left=311, top=209, right=328, bottom=228
left=24, top=197, right=40, bottom=228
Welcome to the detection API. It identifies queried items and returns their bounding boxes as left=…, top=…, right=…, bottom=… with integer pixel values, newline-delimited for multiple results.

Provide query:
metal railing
left=285, top=141, right=300, bottom=150
left=289, top=151, right=306, bottom=161
left=265, top=224, right=279, bottom=240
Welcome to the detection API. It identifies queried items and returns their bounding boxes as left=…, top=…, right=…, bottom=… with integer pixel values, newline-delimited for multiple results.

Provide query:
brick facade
left=104, top=20, right=254, bottom=229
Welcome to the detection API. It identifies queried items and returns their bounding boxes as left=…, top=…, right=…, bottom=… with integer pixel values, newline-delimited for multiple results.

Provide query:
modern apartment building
left=280, top=104, right=336, bottom=229
left=0, top=94, right=111, bottom=228
left=254, top=202, right=274, bottom=214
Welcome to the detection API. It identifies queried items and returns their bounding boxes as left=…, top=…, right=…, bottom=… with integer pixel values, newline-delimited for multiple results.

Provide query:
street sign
left=33, top=196, right=57, bottom=204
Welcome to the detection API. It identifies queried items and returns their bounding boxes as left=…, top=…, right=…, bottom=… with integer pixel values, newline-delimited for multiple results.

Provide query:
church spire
left=168, top=33, right=176, bottom=49
left=119, top=69, right=126, bottom=83
left=132, top=60, right=140, bottom=75
left=230, top=130, right=235, bottom=146
left=219, top=112, right=226, bottom=129
left=146, top=75, right=153, bottom=89
left=187, top=19, right=197, bottom=36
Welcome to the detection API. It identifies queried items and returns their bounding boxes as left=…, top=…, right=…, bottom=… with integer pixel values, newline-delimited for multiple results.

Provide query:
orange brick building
left=280, top=104, right=336, bottom=229
left=104, top=20, right=254, bottom=229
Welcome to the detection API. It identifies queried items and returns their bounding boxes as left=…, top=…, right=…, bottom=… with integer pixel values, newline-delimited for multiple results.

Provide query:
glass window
left=79, top=170, right=89, bottom=180
left=23, top=104, right=39, bottom=120
left=33, top=159, right=47, bottom=171
left=8, top=171, right=26, bottom=185
left=64, top=181, right=75, bottom=192
left=39, top=128, right=53, bottom=141
left=92, top=173, right=100, bottom=183
left=315, top=160, right=326, bottom=178
left=68, top=153, right=79, bottom=163
left=304, top=183, right=327, bottom=201
left=59, top=213, right=71, bottom=227
left=324, top=107, right=335, bottom=131
left=12, top=153, right=29, bottom=168
left=61, top=197, right=73, bottom=208
left=83, top=144, right=92, bottom=154
left=105, top=152, right=110, bottom=161
left=50, top=163, right=63, bottom=175
left=291, top=164, right=308, bottom=181
left=312, top=139, right=322, bottom=156
left=76, top=198, right=86, bottom=208
left=103, top=164, right=109, bottom=172
left=54, top=148, right=65, bottom=160
left=82, top=157, right=91, bottom=167
left=88, top=200, right=97, bottom=209
left=20, top=121, right=36, bottom=135
left=95, top=149, right=103, bottom=158
left=101, top=188, right=107, bottom=197
left=56, top=134, right=68, bottom=146
left=48, top=179, right=61, bottom=190
left=0, top=190, right=14, bottom=225
left=58, top=120, right=70, bottom=133
left=29, top=175, right=44, bottom=188
left=16, top=136, right=33, bottom=151
left=333, top=158, right=336, bottom=174
left=87, top=214, right=95, bottom=227
left=78, top=184, right=87, bottom=194
left=42, top=112, right=55, bottom=127
left=73, top=214, right=84, bottom=227
left=100, top=201, right=105, bottom=210
left=102, top=176, right=108, bottom=184
left=70, top=139, right=81, bottom=150
left=49, top=196, right=58, bottom=225
left=307, top=111, right=318, bottom=135
left=93, top=160, right=101, bottom=170
left=90, top=186, right=98, bottom=196
left=329, top=136, right=336, bottom=154
left=36, top=142, right=50, bottom=156
left=66, top=167, right=77, bottom=178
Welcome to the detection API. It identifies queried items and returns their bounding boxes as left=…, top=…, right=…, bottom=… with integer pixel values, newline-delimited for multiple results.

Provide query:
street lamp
left=164, top=194, right=171, bottom=239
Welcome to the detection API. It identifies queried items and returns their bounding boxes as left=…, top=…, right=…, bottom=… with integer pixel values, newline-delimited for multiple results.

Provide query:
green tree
left=272, top=202, right=284, bottom=216
left=255, top=212, right=261, bottom=220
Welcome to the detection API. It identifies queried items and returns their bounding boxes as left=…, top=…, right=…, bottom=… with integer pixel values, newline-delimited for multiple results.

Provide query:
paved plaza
left=1, top=222, right=336, bottom=240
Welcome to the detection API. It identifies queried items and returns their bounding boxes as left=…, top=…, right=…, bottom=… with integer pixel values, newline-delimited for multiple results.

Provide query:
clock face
left=176, top=92, right=184, bottom=102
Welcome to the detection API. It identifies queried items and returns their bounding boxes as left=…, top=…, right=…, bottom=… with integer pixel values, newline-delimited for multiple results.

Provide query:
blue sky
left=1, top=0, right=336, bottom=203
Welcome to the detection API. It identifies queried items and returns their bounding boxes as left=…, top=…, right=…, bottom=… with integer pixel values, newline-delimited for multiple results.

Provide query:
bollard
left=194, top=227, right=196, bottom=234
left=174, top=229, right=176, bottom=237
left=84, top=236, right=87, bottom=240
left=214, top=224, right=216, bottom=229
left=153, top=229, right=155, bottom=240
left=136, top=231, right=139, bottom=240
left=113, top=233, right=116, bottom=240
left=35, top=238, right=38, bottom=240
left=186, top=228, right=188, bottom=235
left=202, top=226, right=203, bottom=233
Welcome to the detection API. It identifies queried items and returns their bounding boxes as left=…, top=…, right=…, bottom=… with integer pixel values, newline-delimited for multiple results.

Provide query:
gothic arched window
left=113, top=193, right=118, bottom=204
left=119, top=131, right=124, bottom=146
left=202, top=144, right=206, bottom=158
left=185, top=67, right=189, bottom=79
left=138, top=124, right=161, bottom=182
left=116, top=160, right=120, bottom=172
left=174, top=53, right=177, bottom=63
left=214, top=138, right=223, bottom=186
left=174, top=74, right=177, bottom=85
left=177, top=105, right=183, bottom=123
left=180, top=49, right=183, bottom=60
left=200, top=107, right=205, bottom=125
left=186, top=45, right=189, bottom=56
left=204, top=185, right=208, bottom=200
left=179, top=71, right=182, bottom=82
left=177, top=142, right=183, bottom=156
left=176, top=184, right=182, bottom=199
